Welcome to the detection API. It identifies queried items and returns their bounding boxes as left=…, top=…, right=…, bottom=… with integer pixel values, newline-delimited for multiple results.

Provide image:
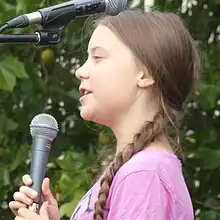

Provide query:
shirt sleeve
left=106, top=170, right=168, bottom=220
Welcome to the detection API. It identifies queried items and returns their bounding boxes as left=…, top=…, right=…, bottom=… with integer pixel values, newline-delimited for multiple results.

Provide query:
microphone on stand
left=0, top=0, right=126, bottom=45
left=1, top=0, right=126, bottom=31
left=28, top=113, right=59, bottom=213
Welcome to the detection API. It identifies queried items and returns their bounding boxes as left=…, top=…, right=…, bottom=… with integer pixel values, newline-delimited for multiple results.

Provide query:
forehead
left=88, top=25, right=125, bottom=52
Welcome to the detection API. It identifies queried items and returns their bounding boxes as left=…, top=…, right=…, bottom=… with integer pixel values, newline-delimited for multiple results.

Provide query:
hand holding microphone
left=9, top=113, right=60, bottom=220
left=9, top=175, right=59, bottom=220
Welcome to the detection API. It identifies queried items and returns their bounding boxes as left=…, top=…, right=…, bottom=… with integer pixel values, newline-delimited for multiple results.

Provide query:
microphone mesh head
left=30, top=113, right=59, bottom=141
left=106, top=0, right=127, bottom=15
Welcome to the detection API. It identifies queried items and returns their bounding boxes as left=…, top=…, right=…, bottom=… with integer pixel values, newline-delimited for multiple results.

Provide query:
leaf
left=0, top=56, right=28, bottom=91
left=198, top=83, right=220, bottom=109
left=9, top=146, right=29, bottom=172
left=59, top=188, right=85, bottom=217
left=57, top=152, right=76, bottom=171
left=0, top=2, right=16, bottom=23
left=204, top=197, right=220, bottom=207
left=16, top=0, right=41, bottom=14
left=196, top=147, right=220, bottom=169
left=16, top=0, right=27, bottom=14
left=1, top=56, right=28, bottom=79
left=0, top=114, right=18, bottom=137
left=0, top=2, right=15, bottom=11
left=0, top=67, right=16, bottom=91
left=66, top=89, right=80, bottom=100
left=6, top=118, right=19, bottom=131
left=60, top=201, right=75, bottom=217
left=200, top=210, right=220, bottom=220
left=0, top=168, right=10, bottom=188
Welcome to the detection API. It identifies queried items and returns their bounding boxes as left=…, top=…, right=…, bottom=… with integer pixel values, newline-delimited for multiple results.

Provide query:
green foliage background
left=0, top=0, right=220, bottom=219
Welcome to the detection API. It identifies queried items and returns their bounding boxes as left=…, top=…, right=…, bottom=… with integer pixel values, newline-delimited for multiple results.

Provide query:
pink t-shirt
left=71, top=148, right=194, bottom=220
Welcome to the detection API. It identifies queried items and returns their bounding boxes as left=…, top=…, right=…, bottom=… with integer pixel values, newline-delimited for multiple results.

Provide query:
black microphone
left=28, top=113, right=59, bottom=213
left=2, top=0, right=126, bottom=30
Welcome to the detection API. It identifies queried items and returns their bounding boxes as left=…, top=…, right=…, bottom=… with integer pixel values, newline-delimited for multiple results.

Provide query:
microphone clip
left=34, top=8, right=74, bottom=46
left=34, top=28, right=62, bottom=46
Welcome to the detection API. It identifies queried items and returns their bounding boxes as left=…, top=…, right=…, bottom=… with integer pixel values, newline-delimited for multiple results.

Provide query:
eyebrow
left=87, top=46, right=108, bottom=54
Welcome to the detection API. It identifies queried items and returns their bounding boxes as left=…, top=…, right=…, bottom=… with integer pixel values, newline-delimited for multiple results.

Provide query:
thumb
left=42, top=177, right=57, bottom=206
left=39, top=201, right=49, bottom=219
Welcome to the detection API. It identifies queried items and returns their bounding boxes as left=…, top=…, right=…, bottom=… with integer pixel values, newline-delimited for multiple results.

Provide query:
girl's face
left=75, top=25, right=148, bottom=126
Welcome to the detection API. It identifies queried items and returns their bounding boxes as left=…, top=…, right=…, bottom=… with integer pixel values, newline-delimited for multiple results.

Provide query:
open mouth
left=83, top=90, right=92, bottom=96
left=80, top=88, right=92, bottom=97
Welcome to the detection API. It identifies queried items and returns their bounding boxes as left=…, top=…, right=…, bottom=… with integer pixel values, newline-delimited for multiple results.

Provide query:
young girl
left=9, top=9, right=200, bottom=220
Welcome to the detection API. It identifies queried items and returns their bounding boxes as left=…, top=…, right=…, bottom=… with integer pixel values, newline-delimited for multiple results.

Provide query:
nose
left=75, top=62, right=89, bottom=80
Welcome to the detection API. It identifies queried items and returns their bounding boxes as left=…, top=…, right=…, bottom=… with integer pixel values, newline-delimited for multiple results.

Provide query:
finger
left=42, top=178, right=57, bottom=207
left=9, top=201, right=27, bottom=210
left=39, top=201, right=49, bottom=219
left=22, top=174, right=33, bottom=186
left=19, top=186, right=38, bottom=199
left=13, top=192, right=33, bottom=206
left=8, top=201, right=27, bottom=216
left=18, top=207, right=41, bottom=219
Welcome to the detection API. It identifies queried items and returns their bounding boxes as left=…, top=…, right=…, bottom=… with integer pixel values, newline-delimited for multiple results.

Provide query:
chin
left=80, top=105, right=94, bottom=121
left=80, top=105, right=114, bottom=127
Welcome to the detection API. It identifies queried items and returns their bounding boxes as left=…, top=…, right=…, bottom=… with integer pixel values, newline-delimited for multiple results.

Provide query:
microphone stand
left=0, top=26, right=65, bottom=45
left=0, top=34, right=39, bottom=43
left=0, top=11, right=74, bottom=46
left=0, top=29, right=62, bottom=46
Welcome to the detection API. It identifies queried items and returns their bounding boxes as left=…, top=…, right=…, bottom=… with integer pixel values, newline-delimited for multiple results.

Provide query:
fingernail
left=32, top=191, right=38, bottom=197
left=27, top=198, right=32, bottom=204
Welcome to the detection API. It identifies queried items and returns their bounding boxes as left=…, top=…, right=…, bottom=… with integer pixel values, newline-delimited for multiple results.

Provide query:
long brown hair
left=92, top=9, right=200, bottom=220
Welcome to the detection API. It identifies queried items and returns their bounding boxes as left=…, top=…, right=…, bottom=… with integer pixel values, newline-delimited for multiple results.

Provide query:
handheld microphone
left=2, top=0, right=126, bottom=30
left=28, top=113, right=59, bottom=213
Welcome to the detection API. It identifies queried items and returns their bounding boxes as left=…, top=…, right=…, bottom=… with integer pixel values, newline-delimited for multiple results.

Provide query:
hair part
left=92, top=8, right=201, bottom=220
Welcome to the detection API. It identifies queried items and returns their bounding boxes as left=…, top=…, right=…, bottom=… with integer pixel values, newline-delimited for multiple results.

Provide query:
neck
left=110, top=95, right=160, bottom=154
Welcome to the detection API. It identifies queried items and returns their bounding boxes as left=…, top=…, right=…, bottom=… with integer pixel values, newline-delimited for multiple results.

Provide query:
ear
left=136, top=70, right=155, bottom=88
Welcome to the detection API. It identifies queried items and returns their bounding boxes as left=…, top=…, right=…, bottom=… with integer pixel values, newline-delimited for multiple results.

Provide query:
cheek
left=90, top=61, right=137, bottom=107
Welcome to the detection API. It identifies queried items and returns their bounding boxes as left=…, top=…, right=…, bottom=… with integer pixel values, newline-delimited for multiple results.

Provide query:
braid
left=93, top=111, right=165, bottom=220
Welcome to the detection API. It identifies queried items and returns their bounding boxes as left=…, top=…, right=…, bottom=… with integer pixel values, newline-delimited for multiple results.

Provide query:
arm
left=107, top=170, right=168, bottom=220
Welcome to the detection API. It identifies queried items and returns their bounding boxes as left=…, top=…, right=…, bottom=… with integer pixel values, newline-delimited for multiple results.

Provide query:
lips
left=79, top=87, right=92, bottom=103
left=79, top=88, right=92, bottom=96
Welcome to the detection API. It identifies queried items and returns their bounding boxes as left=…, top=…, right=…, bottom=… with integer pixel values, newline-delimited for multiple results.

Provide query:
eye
left=93, top=55, right=102, bottom=59
left=92, top=56, right=104, bottom=61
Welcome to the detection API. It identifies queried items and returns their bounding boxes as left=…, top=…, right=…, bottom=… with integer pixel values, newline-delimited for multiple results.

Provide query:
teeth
left=84, top=90, right=90, bottom=95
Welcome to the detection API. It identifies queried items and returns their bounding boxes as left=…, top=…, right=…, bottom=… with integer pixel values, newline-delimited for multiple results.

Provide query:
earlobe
left=137, top=70, right=155, bottom=88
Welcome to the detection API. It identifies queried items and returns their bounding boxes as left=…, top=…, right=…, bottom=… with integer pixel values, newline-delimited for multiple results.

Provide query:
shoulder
left=115, top=148, right=181, bottom=180
left=107, top=148, right=182, bottom=200
left=103, top=149, right=193, bottom=219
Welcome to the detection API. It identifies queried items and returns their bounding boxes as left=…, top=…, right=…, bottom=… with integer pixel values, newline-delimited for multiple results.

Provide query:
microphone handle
left=28, top=137, right=51, bottom=212
left=29, top=203, right=39, bottom=213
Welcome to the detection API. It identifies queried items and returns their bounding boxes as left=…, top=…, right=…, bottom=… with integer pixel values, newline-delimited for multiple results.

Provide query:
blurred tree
left=0, top=0, right=220, bottom=219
